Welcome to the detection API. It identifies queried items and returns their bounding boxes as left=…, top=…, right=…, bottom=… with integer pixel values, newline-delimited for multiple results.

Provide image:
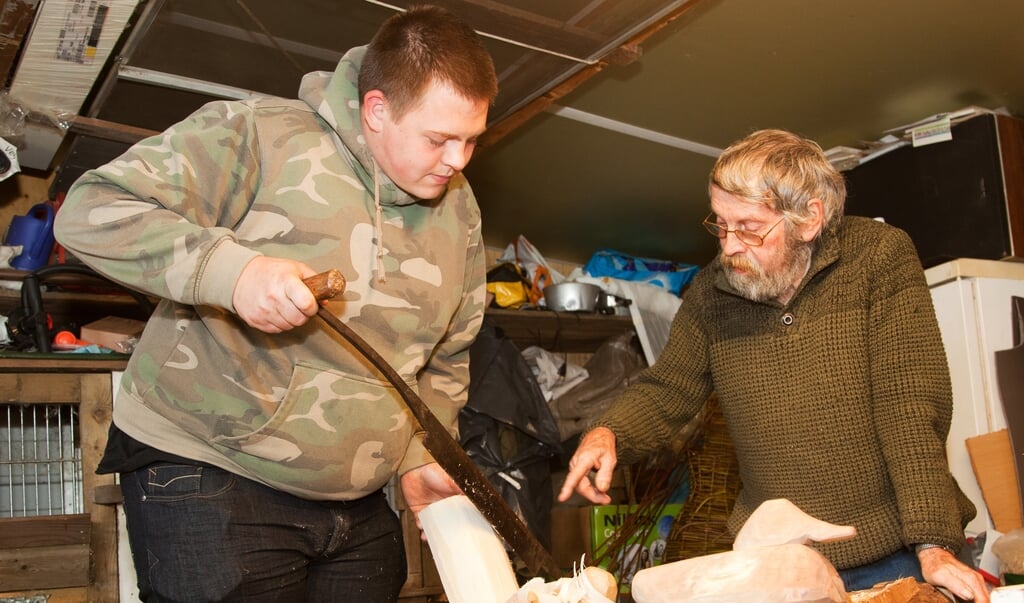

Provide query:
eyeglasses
left=702, top=213, right=785, bottom=247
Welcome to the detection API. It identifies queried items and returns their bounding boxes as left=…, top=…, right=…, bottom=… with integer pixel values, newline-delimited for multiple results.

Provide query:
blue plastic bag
left=583, top=249, right=699, bottom=295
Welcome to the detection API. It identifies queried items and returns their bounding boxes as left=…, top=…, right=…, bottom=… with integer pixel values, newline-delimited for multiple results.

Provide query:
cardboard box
left=550, top=504, right=683, bottom=584
left=966, top=429, right=1023, bottom=532
left=80, top=315, right=145, bottom=352
left=551, top=505, right=592, bottom=572
left=549, top=466, right=631, bottom=572
left=591, top=504, right=682, bottom=593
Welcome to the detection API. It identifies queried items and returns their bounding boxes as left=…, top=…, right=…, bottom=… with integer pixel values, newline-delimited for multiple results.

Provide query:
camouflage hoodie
left=54, top=46, right=487, bottom=500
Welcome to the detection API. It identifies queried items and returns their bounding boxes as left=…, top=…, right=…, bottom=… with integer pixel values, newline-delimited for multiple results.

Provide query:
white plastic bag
left=993, top=528, right=1024, bottom=579
left=507, top=559, right=617, bottom=603
left=520, top=345, right=588, bottom=402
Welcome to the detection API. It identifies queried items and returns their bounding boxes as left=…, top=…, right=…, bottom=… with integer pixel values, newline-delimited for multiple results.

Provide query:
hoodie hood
left=298, top=45, right=420, bottom=209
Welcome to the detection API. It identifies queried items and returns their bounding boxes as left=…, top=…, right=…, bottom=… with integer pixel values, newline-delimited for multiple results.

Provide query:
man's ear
left=362, top=90, right=387, bottom=133
left=802, top=198, right=825, bottom=242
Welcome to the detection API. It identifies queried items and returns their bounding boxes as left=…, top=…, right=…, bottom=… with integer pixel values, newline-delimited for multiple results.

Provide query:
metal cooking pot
left=543, top=282, right=602, bottom=312
left=596, top=291, right=632, bottom=316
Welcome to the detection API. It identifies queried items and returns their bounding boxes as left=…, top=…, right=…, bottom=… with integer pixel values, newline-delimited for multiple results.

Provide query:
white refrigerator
left=927, top=258, right=1024, bottom=535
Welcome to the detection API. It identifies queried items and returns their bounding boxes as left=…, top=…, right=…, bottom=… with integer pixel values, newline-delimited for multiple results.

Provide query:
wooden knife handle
left=303, top=270, right=347, bottom=301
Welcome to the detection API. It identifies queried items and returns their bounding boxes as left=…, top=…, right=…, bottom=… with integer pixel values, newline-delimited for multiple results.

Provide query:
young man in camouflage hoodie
left=54, top=6, right=497, bottom=601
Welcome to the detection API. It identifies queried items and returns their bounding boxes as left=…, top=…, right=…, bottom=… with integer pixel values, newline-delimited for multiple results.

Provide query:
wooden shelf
left=0, top=268, right=154, bottom=340
left=0, top=354, right=129, bottom=372
left=484, top=308, right=633, bottom=353
left=0, top=267, right=632, bottom=354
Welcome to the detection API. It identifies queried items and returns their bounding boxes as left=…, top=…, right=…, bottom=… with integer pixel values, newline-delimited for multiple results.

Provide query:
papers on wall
left=910, top=116, right=953, bottom=147
left=824, top=105, right=1011, bottom=170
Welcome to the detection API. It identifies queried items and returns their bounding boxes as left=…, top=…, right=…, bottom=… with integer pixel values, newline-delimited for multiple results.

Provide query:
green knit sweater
left=595, top=216, right=975, bottom=569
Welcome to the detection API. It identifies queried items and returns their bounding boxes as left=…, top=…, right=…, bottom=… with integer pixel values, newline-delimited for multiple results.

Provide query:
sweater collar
left=805, top=218, right=842, bottom=280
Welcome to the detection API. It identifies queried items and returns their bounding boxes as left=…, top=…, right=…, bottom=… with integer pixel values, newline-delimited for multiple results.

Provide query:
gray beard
left=721, top=239, right=813, bottom=303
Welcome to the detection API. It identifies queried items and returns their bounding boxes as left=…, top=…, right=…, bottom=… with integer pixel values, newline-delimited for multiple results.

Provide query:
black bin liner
left=459, top=319, right=562, bottom=550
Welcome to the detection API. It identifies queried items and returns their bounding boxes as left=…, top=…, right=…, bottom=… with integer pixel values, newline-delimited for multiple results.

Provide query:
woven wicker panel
left=663, top=396, right=741, bottom=562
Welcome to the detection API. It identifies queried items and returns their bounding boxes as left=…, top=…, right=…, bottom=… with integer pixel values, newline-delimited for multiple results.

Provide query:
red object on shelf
left=52, top=330, right=93, bottom=349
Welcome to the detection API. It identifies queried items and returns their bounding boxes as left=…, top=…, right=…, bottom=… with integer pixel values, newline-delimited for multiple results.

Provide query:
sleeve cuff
left=397, top=433, right=435, bottom=476
left=196, top=239, right=262, bottom=310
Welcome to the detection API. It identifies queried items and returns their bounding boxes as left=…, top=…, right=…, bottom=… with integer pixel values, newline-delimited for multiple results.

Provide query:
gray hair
left=709, top=129, right=846, bottom=233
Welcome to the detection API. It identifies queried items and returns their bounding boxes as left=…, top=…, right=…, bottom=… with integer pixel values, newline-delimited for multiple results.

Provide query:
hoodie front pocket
left=210, top=361, right=416, bottom=496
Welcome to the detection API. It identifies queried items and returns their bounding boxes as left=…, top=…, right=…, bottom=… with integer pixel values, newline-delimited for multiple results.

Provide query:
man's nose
left=442, top=141, right=472, bottom=171
left=720, top=231, right=748, bottom=255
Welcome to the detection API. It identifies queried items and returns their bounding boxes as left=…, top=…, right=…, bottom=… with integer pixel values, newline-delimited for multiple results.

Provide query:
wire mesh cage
left=0, top=403, right=83, bottom=517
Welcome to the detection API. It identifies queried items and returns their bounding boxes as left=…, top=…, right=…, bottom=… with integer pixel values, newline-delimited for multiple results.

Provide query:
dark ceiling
left=91, top=0, right=686, bottom=130
left=56, top=0, right=1024, bottom=268
left=464, top=0, right=1024, bottom=267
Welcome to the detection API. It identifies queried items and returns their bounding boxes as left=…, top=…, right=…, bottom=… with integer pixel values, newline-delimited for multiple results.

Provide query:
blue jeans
left=120, top=463, right=406, bottom=602
left=838, top=548, right=924, bottom=592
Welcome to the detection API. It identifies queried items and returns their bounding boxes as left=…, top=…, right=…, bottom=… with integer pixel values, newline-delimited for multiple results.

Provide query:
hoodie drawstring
left=372, top=162, right=386, bottom=283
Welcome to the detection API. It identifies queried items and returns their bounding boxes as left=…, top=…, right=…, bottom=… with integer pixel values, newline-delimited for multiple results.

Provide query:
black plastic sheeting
left=460, top=318, right=562, bottom=550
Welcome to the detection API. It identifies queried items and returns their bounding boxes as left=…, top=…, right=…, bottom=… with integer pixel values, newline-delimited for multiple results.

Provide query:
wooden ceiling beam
left=70, top=116, right=157, bottom=145
left=479, top=0, right=708, bottom=150
left=415, top=0, right=615, bottom=60
left=68, top=2, right=710, bottom=158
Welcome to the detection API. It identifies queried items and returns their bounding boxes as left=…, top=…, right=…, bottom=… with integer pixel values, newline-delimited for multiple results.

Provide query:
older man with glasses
left=559, top=129, right=990, bottom=601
